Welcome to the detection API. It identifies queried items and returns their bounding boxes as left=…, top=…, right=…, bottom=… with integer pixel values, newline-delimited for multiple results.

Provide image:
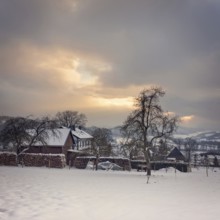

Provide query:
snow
left=174, top=131, right=220, bottom=143
left=0, top=151, right=16, bottom=155
left=71, top=127, right=93, bottom=139
left=174, top=131, right=211, bottom=139
left=20, top=153, right=65, bottom=157
left=33, top=128, right=71, bottom=146
left=1, top=166, right=220, bottom=220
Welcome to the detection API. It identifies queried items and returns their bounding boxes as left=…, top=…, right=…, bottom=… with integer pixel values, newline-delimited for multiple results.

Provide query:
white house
left=71, top=126, right=93, bottom=150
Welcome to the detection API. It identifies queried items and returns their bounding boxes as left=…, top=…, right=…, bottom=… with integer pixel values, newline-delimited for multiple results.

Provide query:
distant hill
left=110, top=126, right=220, bottom=142
left=174, top=131, right=220, bottom=143
left=109, top=126, right=220, bottom=152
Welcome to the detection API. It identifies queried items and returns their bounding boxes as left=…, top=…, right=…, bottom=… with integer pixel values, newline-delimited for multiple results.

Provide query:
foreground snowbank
left=0, top=166, right=220, bottom=220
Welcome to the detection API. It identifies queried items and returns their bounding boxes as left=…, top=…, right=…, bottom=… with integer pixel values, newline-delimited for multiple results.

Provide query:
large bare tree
left=55, top=110, right=87, bottom=128
left=123, top=87, right=179, bottom=175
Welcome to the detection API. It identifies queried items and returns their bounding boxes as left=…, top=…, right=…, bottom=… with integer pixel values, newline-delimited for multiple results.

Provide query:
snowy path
left=0, top=166, right=220, bottom=220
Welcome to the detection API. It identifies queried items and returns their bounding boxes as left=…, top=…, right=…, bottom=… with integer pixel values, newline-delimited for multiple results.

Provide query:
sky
left=0, top=0, right=220, bottom=130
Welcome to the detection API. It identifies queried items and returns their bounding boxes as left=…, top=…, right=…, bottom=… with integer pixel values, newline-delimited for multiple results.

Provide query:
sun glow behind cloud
left=69, top=57, right=112, bottom=88
left=181, top=115, right=195, bottom=123
left=0, top=42, right=200, bottom=127
left=14, top=43, right=113, bottom=93
left=93, top=97, right=134, bottom=108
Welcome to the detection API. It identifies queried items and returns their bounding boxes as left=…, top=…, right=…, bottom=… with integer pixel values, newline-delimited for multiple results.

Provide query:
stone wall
left=0, top=152, right=17, bottom=166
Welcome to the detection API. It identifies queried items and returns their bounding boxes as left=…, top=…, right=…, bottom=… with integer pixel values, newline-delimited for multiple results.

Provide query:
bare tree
left=0, top=116, right=58, bottom=156
left=173, top=138, right=184, bottom=151
left=184, top=138, right=197, bottom=170
left=55, top=110, right=87, bottom=128
left=120, top=125, right=142, bottom=159
left=123, top=86, right=179, bottom=176
left=0, top=117, right=29, bottom=154
left=154, top=139, right=169, bottom=160
left=88, top=127, right=113, bottom=170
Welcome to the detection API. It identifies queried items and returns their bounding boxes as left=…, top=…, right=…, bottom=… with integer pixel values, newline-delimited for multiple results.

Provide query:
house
left=166, top=147, right=186, bottom=162
left=71, top=126, right=93, bottom=150
left=24, top=128, right=74, bottom=158
left=24, top=127, right=93, bottom=154
left=22, top=127, right=93, bottom=166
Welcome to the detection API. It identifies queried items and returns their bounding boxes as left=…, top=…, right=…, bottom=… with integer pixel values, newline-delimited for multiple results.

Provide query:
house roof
left=167, top=147, right=185, bottom=161
left=71, top=128, right=93, bottom=139
left=32, top=128, right=71, bottom=147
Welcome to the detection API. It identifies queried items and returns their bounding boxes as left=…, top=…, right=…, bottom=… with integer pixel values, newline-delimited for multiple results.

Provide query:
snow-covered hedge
left=74, top=156, right=131, bottom=171
left=20, top=153, right=66, bottom=168
left=0, top=152, right=17, bottom=166
left=130, top=159, right=189, bottom=172
left=67, top=150, right=92, bottom=167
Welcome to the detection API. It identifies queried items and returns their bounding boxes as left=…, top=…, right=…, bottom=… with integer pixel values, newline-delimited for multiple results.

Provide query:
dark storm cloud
left=0, top=0, right=220, bottom=129
left=195, top=51, right=220, bottom=89
left=88, top=0, right=220, bottom=87
left=0, top=0, right=47, bottom=44
left=59, top=0, right=220, bottom=90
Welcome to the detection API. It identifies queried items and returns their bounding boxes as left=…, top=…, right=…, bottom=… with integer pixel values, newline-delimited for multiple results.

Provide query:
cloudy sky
left=0, top=0, right=220, bottom=130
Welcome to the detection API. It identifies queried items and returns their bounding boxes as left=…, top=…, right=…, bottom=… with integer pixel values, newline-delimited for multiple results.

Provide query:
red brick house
left=24, top=128, right=74, bottom=158
left=23, top=127, right=93, bottom=158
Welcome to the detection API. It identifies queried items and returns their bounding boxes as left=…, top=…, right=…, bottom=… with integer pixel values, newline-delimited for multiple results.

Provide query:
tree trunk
left=144, top=148, right=151, bottom=176
left=16, top=145, right=20, bottom=164
left=146, top=163, right=151, bottom=176
left=16, top=145, right=20, bottom=155
left=95, top=154, right=99, bottom=171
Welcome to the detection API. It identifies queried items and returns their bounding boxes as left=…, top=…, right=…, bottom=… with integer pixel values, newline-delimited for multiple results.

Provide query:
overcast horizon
left=0, top=0, right=220, bottom=130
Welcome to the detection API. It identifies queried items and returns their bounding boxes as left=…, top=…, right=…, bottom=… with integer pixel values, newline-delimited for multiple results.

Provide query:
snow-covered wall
left=0, top=152, right=17, bottom=166
left=74, top=156, right=131, bottom=171
left=20, top=153, right=66, bottom=168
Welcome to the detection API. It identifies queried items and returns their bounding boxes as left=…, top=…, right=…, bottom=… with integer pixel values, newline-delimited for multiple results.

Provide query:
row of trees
left=0, top=111, right=115, bottom=159
left=0, top=111, right=86, bottom=154
left=0, top=116, right=58, bottom=155
left=1, top=86, right=181, bottom=175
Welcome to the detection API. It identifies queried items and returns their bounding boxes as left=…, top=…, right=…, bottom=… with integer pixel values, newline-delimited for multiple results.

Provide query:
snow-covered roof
left=71, top=128, right=93, bottom=139
left=32, top=128, right=71, bottom=147
left=0, top=151, right=17, bottom=155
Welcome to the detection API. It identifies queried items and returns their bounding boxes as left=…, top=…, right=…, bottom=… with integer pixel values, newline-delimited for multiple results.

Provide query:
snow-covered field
left=0, top=166, right=220, bottom=220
